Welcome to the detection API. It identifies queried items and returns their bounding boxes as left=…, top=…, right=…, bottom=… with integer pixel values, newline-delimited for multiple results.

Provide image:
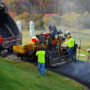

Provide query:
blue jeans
left=68, top=47, right=74, bottom=59
left=38, top=63, right=45, bottom=75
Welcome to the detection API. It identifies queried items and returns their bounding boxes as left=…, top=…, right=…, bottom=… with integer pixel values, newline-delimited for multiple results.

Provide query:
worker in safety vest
left=64, top=35, right=74, bottom=60
left=36, top=47, right=46, bottom=75
left=86, top=49, right=90, bottom=61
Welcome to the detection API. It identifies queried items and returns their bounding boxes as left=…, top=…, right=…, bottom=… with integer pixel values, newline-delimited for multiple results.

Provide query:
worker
left=36, top=47, right=46, bottom=75
left=49, top=25, right=53, bottom=33
left=52, top=26, right=57, bottom=35
left=64, top=35, right=74, bottom=60
left=49, top=25, right=57, bottom=39
left=73, top=41, right=81, bottom=60
left=49, top=25, right=57, bottom=35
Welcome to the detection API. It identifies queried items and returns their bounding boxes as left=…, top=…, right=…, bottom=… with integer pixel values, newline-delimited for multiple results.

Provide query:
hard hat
left=87, top=49, right=90, bottom=51
left=49, top=25, right=52, bottom=29
left=66, top=31, right=70, bottom=33
left=32, top=36, right=38, bottom=42
left=65, top=31, right=70, bottom=35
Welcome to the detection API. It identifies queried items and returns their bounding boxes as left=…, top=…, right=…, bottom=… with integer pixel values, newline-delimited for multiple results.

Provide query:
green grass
left=0, top=58, right=87, bottom=90
left=77, top=56, right=88, bottom=61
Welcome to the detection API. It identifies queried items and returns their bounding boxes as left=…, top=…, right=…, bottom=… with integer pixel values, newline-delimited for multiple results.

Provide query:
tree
left=22, top=12, right=30, bottom=21
left=9, top=12, right=17, bottom=18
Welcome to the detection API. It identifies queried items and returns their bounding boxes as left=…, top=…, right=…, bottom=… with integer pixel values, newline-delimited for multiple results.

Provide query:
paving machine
left=13, top=30, right=70, bottom=67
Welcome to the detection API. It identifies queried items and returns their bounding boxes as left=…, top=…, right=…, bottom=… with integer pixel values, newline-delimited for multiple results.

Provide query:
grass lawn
left=0, top=58, right=87, bottom=90
left=77, top=56, right=88, bottom=61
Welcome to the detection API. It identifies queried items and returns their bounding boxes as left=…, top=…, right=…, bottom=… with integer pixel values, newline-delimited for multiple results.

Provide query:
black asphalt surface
left=48, top=60, right=90, bottom=88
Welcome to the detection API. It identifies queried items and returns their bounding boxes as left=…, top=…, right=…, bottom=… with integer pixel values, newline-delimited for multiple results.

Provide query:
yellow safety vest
left=64, top=38, right=74, bottom=47
left=36, top=50, right=45, bottom=63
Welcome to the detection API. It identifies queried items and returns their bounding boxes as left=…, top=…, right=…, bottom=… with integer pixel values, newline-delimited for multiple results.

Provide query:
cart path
left=48, top=60, right=90, bottom=88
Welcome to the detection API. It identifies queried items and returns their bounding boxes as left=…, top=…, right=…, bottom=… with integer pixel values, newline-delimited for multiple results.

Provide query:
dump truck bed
left=0, top=3, right=22, bottom=50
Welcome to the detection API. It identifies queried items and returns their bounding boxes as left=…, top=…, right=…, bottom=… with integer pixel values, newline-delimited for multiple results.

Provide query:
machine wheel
left=28, top=55, right=36, bottom=61
left=21, top=54, right=36, bottom=61
left=7, top=47, right=13, bottom=52
left=21, top=56, right=28, bottom=61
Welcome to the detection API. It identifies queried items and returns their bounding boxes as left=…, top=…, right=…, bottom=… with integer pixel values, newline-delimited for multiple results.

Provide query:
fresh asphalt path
left=48, top=60, right=90, bottom=88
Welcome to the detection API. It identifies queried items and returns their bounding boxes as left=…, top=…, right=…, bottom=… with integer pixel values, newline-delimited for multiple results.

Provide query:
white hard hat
left=66, top=31, right=70, bottom=33
left=87, top=49, right=90, bottom=51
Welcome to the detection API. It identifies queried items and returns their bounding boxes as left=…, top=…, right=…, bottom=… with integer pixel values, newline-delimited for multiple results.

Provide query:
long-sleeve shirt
left=64, top=38, right=74, bottom=47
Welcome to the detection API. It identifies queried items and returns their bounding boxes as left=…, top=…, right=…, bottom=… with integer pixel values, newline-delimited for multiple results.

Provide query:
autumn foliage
left=22, top=12, right=30, bottom=21
left=4, top=0, right=90, bottom=29
left=9, top=12, right=17, bottom=18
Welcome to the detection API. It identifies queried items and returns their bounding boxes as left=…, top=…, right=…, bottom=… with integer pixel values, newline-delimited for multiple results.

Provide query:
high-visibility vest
left=64, top=38, right=74, bottom=47
left=36, top=50, right=45, bottom=63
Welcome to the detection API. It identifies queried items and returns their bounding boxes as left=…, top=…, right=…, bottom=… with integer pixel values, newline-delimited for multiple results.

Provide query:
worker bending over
left=49, top=25, right=57, bottom=35
left=64, top=35, right=74, bottom=60
left=36, top=47, right=46, bottom=75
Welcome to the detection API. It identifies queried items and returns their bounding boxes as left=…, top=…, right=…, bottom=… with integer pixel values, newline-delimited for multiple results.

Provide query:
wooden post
left=78, top=40, right=81, bottom=60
